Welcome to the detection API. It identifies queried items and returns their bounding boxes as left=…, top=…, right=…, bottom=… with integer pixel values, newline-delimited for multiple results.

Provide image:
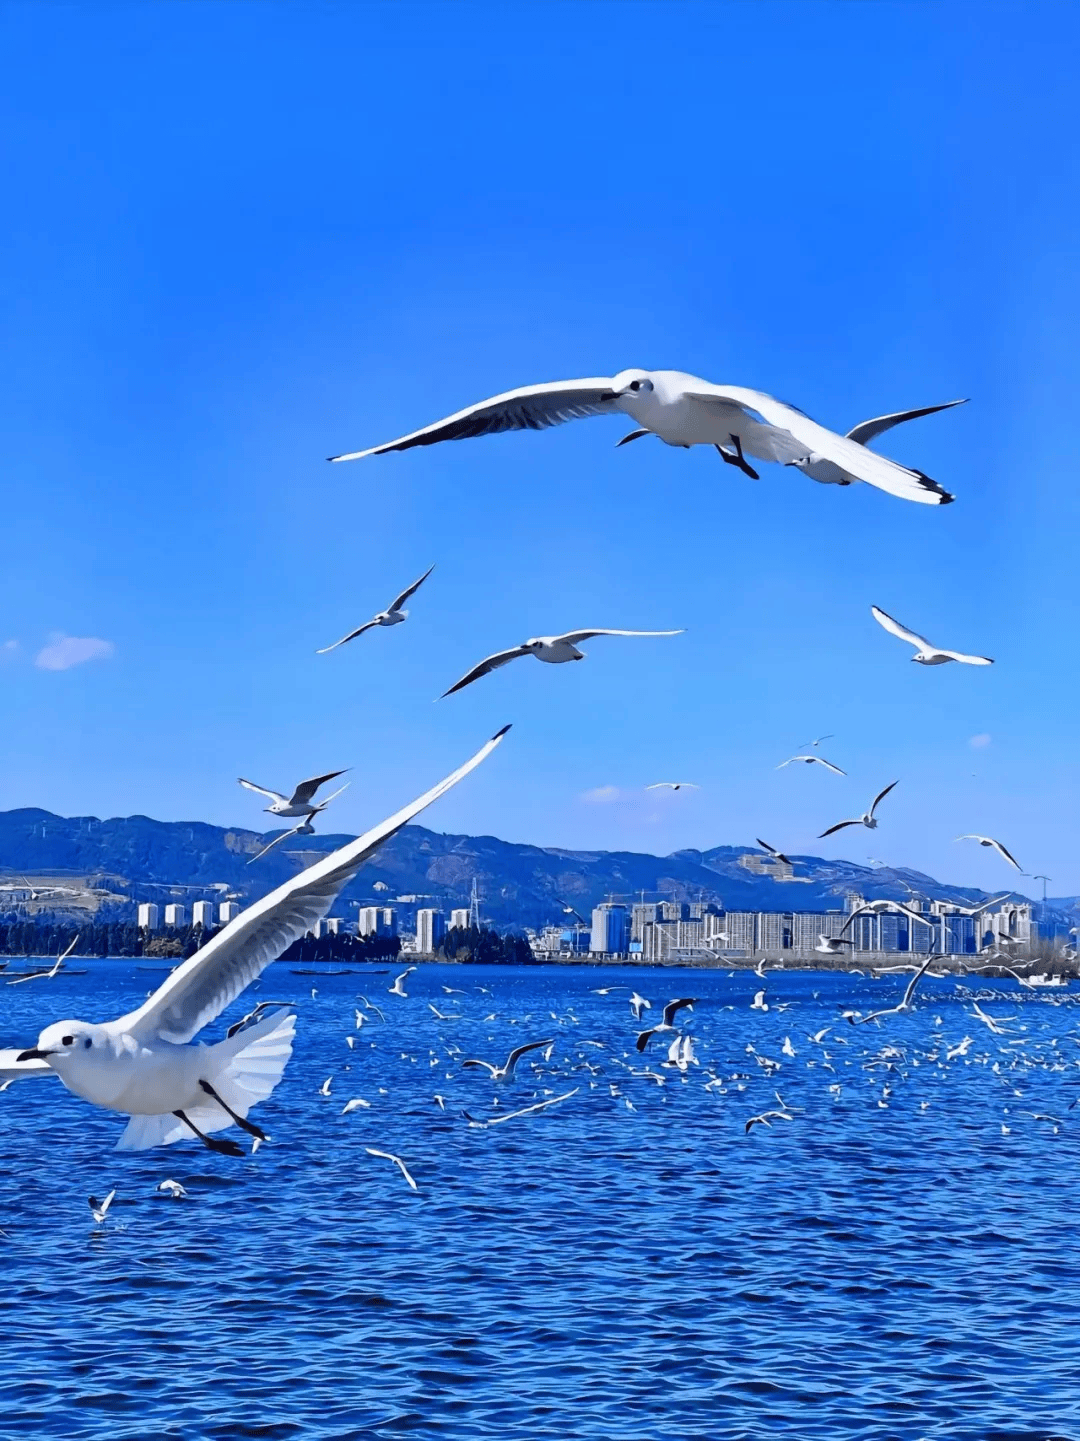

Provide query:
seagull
left=628, top=992, right=651, bottom=1021
left=799, top=734, right=834, bottom=749
left=645, top=782, right=700, bottom=791
left=461, top=1038, right=553, bottom=1081
left=365, top=1147, right=417, bottom=1191
left=815, top=935, right=855, bottom=955
left=440, top=628, right=683, bottom=698
left=662, top=1034, right=697, bottom=1072
left=955, top=835, right=1023, bottom=871
left=88, top=1190, right=116, bottom=1226
left=316, top=564, right=435, bottom=653
left=245, top=781, right=350, bottom=865
left=750, top=989, right=769, bottom=1011
left=635, top=998, right=695, bottom=1052
left=328, top=371, right=960, bottom=505
left=428, top=1003, right=460, bottom=1021
left=816, top=899, right=935, bottom=954
left=777, top=755, right=845, bottom=776
left=971, top=1003, right=1013, bottom=1036
left=318, top=1076, right=333, bottom=1097
left=341, top=1097, right=371, bottom=1114
left=238, top=769, right=350, bottom=820
left=870, top=606, right=992, bottom=666
left=4, top=727, right=509, bottom=1151
left=389, top=966, right=417, bottom=998
left=156, top=1179, right=187, bottom=1199
left=820, top=781, right=898, bottom=838
left=847, top=951, right=938, bottom=1025
left=462, top=1087, right=579, bottom=1128
left=745, top=1109, right=794, bottom=1134
left=755, top=839, right=792, bottom=865
left=6, top=934, right=80, bottom=986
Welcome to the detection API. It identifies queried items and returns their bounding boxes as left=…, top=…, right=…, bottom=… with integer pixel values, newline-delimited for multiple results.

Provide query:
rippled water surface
left=2, top=960, right=1079, bottom=1440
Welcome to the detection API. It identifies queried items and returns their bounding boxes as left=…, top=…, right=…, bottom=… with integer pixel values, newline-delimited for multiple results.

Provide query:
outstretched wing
left=461, top=1059, right=498, bottom=1076
left=868, top=780, right=898, bottom=818
left=290, top=769, right=350, bottom=807
left=316, top=620, right=378, bottom=654
left=812, top=757, right=846, bottom=776
left=238, top=778, right=287, bottom=804
left=441, top=645, right=531, bottom=698
left=246, top=823, right=306, bottom=866
left=389, top=563, right=435, bottom=613
left=938, top=647, right=993, bottom=666
left=328, top=378, right=621, bottom=462
left=558, top=628, right=684, bottom=645
left=990, top=839, right=1023, bottom=871
left=846, top=399, right=968, bottom=447
left=118, top=728, right=511, bottom=1044
left=819, top=819, right=859, bottom=838
left=661, top=997, right=696, bottom=1026
left=870, top=606, right=933, bottom=652
left=506, top=1038, right=554, bottom=1069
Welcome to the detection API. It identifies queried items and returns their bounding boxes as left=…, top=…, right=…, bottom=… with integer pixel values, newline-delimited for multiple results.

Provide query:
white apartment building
left=192, top=900, right=215, bottom=929
left=416, top=909, right=446, bottom=954
left=137, top=902, right=160, bottom=931
left=164, top=904, right=186, bottom=928
left=450, top=908, right=470, bottom=929
left=219, top=901, right=240, bottom=925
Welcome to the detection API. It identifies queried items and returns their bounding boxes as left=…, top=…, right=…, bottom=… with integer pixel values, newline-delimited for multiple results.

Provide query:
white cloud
left=969, top=733, right=992, bottom=749
left=579, top=785, right=623, bottom=805
left=1, top=639, right=18, bottom=660
left=35, top=634, right=115, bottom=672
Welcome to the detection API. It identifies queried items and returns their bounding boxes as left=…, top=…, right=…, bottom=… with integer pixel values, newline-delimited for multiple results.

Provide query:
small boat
left=290, top=967, right=366, bottom=976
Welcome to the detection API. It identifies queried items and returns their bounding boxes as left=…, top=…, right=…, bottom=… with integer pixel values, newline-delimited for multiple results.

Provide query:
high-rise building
left=450, top=908, right=470, bottom=930
left=192, top=900, right=215, bottom=929
left=137, top=902, right=160, bottom=931
left=416, top=909, right=446, bottom=954
left=358, top=906, right=397, bottom=937
left=316, top=917, right=343, bottom=937
left=631, top=902, right=663, bottom=941
left=660, top=900, right=690, bottom=922
left=164, top=903, right=186, bottom=928
left=219, top=901, right=240, bottom=925
left=590, top=903, right=629, bottom=955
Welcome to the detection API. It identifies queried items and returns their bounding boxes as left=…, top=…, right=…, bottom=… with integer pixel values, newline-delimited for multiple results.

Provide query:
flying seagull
left=461, top=1038, right=553, bottom=1081
left=157, top=1179, right=188, bottom=1199
left=817, top=899, right=936, bottom=954
left=389, top=966, right=417, bottom=998
left=365, top=1147, right=418, bottom=1191
left=755, top=839, right=792, bottom=865
left=88, top=1190, right=116, bottom=1226
left=870, top=606, right=992, bottom=666
left=317, top=564, right=435, bottom=654
left=776, top=755, right=845, bottom=776
left=819, top=781, right=898, bottom=838
left=955, top=835, right=1023, bottom=871
left=441, top=628, right=683, bottom=698
left=847, top=950, right=938, bottom=1025
left=636, top=998, right=695, bottom=1052
left=645, top=782, right=700, bottom=791
left=3, top=727, right=510, bottom=1149
left=327, top=370, right=960, bottom=505
left=239, top=769, right=350, bottom=819
left=799, top=734, right=834, bottom=749
left=246, top=781, right=350, bottom=865
left=6, top=934, right=80, bottom=986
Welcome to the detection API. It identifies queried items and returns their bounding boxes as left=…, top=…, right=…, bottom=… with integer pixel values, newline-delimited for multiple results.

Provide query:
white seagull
left=156, top=1179, right=187, bottom=1199
left=847, top=951, right=938, bottom=1025
left=955, top=835, right=1023, bottom=871
left=440, top=628, right=683, bottom=698
left=820, top=782, right=898, bottom=838
left=870, top=606, right=992, bottom=666
left=389, top=966, right=417, bottom=998
left=88, top=1189, right=116, bottom=1226
left=645, top=782, right=700, bottom=791
left=2, top=728, right=509, bottom=1150
left=245, top=779, right=351, bottom=866
left=776, top=755, right=845, bottom=776
left=461, top=1038, right=553, bottom=1081
left=6, top=934, right=80, bottom=986
left=365, top=1147, right=418, bottom=1191
left=328, top=371, right=961, bottom=505
left=636, top=998, right=695, bottom=1052
left=317, top=564, right=435, bottom=654
left=238, top=768, right=350, bottom=820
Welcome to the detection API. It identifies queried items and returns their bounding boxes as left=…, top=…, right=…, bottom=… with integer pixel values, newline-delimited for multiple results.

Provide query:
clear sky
left=0, top=1, right=1076, bottom=895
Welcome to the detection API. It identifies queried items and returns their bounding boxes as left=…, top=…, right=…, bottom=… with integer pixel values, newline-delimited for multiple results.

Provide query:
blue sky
left=0, top=1, right=1076, bottom=894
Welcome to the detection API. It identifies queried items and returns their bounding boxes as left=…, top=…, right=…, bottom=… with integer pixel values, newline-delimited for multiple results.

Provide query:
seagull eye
left=84, top=1038, right=92, bottom=1049
left=630, top=380, right=641, bottom=391
left=61, top=1036, right=74, bottom=1047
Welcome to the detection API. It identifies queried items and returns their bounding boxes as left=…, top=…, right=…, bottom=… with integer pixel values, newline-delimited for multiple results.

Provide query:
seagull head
left=18, top=1018, right=107, bottom=1069
left=611, top=369, right=654, bottom=399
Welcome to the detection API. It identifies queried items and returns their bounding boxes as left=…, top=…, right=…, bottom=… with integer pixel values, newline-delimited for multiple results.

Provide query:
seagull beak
left=16, top=1047, right=51, bottom=1061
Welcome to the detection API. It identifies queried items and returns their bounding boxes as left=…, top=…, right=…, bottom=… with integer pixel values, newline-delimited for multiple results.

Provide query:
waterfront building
left=137, top=902, right=159, bottom=931
left=192, top=900, right=215, bottom=929
left=316, top=917, right=343, bottom=937
left=416, top=909, right=446, bottom=954
left=450, top=908, right=470, bottom=930
left=164, top=903, right=186, bottom=928
left=660, top=900, right=690, bottom=922
left=590, top=903, right=629, bottom=956
left=219, top=901, right=240, bottom=925
left=631, top=902, right=663, bottom=941
left=358, top=906, right=397, bottom=937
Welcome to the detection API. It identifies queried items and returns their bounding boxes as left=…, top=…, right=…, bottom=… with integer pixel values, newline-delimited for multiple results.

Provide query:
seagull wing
left=504, top=1038, right=555, bottom=1070
left=461, top=1059, right=499, bottom=1076
left=990, top=839, right=1023, bottom=870
left=118, top=727, right=511, bottom=1044
left=365, top=1147, right=417, bottom=1190
left=557, top=628, right=685, bottom=645
left=870, top=606, right=933, bottom=652
left=328, top=377, right=621, bottom=462
left=246, top=824, right=305, bottom=866
left=316, top=621, right=378, bottom=654
left=937, top=647, right=993, bottom=666
left=812, top=757, right=846, bottom=776
left=819, top=819, right=860, bottom=838
left=290, top=769, right=350, bottom=807
left=846, top=399, right=968, bottom=447
left=661, top=997, right=695, bottom=1027
left=238, top=778, right=287, bottom=805
left=389, top=563, right=436, bottom=613
left=686, top=383, right=955, bottom=504
left=868, top=781, right=898, bottom=818
left=440, top=645, right=532, bottom=698
left=901, top=951, right=938, bottom=1008
left=0, top=1048, right=55, bottom=1079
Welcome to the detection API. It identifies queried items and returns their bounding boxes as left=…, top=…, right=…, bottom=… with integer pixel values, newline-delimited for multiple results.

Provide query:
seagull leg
left=173, top=1108, right=246, bottom=1157
left=715, top=434, right=760, bottom=480
left=198, top=1079, right=267, bottom=1140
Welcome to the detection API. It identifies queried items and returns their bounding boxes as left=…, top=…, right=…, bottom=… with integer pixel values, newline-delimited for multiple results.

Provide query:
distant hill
left=0, top=806, right=1050, bottom=930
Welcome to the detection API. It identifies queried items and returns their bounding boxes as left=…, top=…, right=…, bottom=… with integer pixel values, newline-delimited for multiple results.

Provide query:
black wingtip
left=492, top=723, right=512, bottom=740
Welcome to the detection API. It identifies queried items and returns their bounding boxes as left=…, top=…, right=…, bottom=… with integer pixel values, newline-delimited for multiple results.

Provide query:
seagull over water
left=955, top=835, right=1023, bottom=871
left=871, top=606, right=993, bottom=666
left=328, top=371, right=961, bottom=505
left=636, top=998, right=695, bottom=1052
left=6, top=934, right=79, bottom=986
left=316, top=564, right=435, bottom=654
left=462, top=1038, right=553, bottom=1081
left=441, top=628, right=683, bottom=698
left=1, top=728, right=509, bottom=1152
left=819, top=781, right=898, bottom=838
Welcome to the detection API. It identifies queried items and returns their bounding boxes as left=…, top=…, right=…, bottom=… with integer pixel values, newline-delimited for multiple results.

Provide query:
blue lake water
left=1, top=959, right=1079, bottom=1441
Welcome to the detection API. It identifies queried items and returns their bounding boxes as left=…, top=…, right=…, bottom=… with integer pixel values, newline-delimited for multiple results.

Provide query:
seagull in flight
left=847, top=950, right=938, bottom=1025
left=327, top=371, right=960, bottom=505
left=755, top=839, right=792, bottom=865
left=365, top=1147, right=418, bottom=1191
left=388, top=966, right=417, bottom=997
left=2, top=727, right=510, bottom=1150
left=776, top=755, right=845, bottom=776
left=88, top=1190, right=116, bottom=1226
left=799, top=734, right=834, bottom=749
left=819, top=781, right=898, bottom=838
left=246, top=780, right=350, bottom=865
left=870, top=606, right=993, bottom=666
left=6, top=934, right=79, bottom=986
left=955, top=835, right=1023, bottom=871
left=317, top=564, right=435, bottom=654
left=635, top=998, right=695, bottom=1052
left=645, top=782, right=700, bottom=791
left=440, top=628, right=683, bottom=698
left=461, top=1038, right=553, bottom=1081
left=239, top=769, right=350, bottom=820
left=817, top=898, right=936, bottom=954
left=157, top=1179, right=188, bottom=1199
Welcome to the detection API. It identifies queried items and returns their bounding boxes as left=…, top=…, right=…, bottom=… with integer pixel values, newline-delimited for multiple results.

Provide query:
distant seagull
left=871, top=606, right=992, bottom=666
left=341, top=1097, right=371, bottom=1114
left=440, top=628, right=683, bottom=698
left=816, top=899, right=934, bottom=954
left=389, top=966, right=417, bottom=998
left=848, top=951, right=938, bottom=1025
left=799, top=734, right=834, bottom=749
left=88, top=1190, right=116, bottom=1226
left=755, top=839, right=792, bottom=865
left=462, top=1087, right=578, bottom=1128
left=239, top=769, right=350, bottom=820
left=628, top=991, right=651, bottom=1021
left=745, top=1109, right=793, bottom=1134
left=971, top=1002, right=1013, bottom=1036
left=246, top=779, right=350, bottom=865
left=777, top=755, right=845, bottom=776
left=820, top=781, right=898, bottom=838
left=365, top=1147, right=418, bottom=1191
left=156, top=1179, right=187, bottom=1199
left=318, top=1076, right=333, bottom=1097
left=327, top=370, right=960, bottom=505
left=645, top=782, right=700, bottom=791
left=6, top=934, right=79, bottom=986
left=750, top=989, right=769, bottom=1011
left=317, top=564, right=435, bottom=654
left=428, top=1003, right=460, bottom=1021
left=462, top=1038, right=553, bottom=1081
left=955, top=835, right=1023, bottom=871
left=636, top=998, right=695, bottom=1052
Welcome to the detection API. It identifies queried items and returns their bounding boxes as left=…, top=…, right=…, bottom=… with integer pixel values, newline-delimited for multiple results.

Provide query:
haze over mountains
left=0, top=807, right=1065, bottom=930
